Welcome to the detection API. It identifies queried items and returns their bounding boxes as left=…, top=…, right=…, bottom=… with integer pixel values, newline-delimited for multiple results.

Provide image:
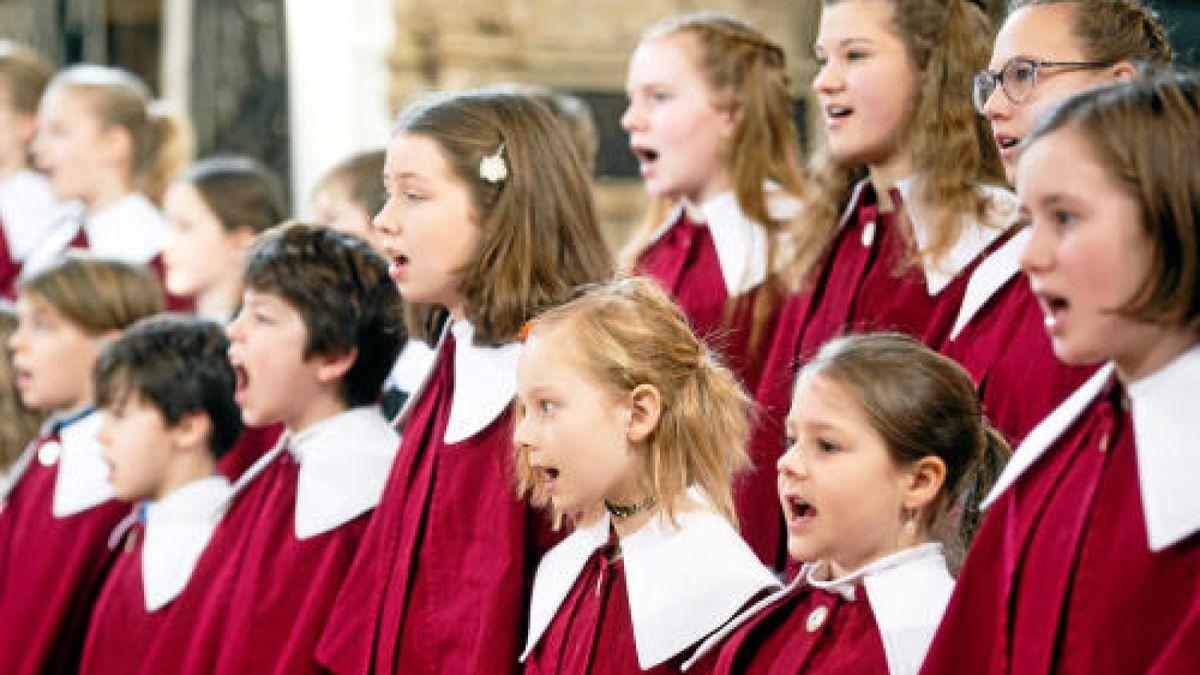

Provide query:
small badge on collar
left=861, top=221, right=876, bottom=248
left=806, top=605, right=829, bottom=632
left=38, top=441, right=62, bottom=467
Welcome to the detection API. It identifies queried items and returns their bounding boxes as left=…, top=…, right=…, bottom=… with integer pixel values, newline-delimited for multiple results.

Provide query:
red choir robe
left=522, top=495, right=779, bottom=674
left=0, top=410, right=131, bottom=675
left=941, top=228, right=1097, bottom=446
left=79, top=475, right=233, bottom=675
left=317, top=320, right=557, bottom=675
left=634, top=188, right=801, bottom=394
left=921, top=348, right=1200, bottom=675
left=15, top=192, right=193, bottom=311
left=216, top=422, right=285, bottom=482
left=697, top=544, right=951, bottom=675
left=0, top=169, right=61, bottom=300
left=749, top=179, right=1018, bottom=569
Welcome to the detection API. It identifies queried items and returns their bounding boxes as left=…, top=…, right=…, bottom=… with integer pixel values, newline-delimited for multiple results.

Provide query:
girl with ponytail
left=25, top=65, right=193, bottom=309
left=515, top=277, right=779, bottom=674
left=687, top=332, right=1008, bottom=675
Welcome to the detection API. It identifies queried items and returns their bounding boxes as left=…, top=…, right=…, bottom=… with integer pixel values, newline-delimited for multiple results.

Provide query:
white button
left=38, top=441, right=61, bottom=467
left=861, top=221, right=876, bottom=247
left=806, top=605, right=829, bottom=632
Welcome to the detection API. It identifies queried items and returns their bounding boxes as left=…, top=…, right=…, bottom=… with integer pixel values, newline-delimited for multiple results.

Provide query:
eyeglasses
left=972, top=57, right=1113, bottom=114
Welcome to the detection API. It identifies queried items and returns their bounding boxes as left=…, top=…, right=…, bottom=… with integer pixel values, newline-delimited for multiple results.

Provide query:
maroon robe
left=79, top=521, right=153, bottom=675
left=635, top=210, right=779, bottom=394
left=941, top=241, right=1096, bottom=446
left=0, top=432, right=131, bottom=675
left=217, top=423, right=285, bottom=482
left=524, top=547, right=716, bottom=675
left=749, top=183, right=1003, bottom=569
left=0, top=220, right=18, bottom=300
left=317, top=332, right=553, bottom=674
left=921, top=374, right=1200, bottom=674
left=713, top=584, right=889, bottom=675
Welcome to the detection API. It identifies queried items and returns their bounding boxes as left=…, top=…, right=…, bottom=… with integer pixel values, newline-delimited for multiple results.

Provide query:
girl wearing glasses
left=945, top=0, right=1171, bottom=450
left=924, top=68, right=1200, bottom=675
left=752, top=0, right=1011, bottom=570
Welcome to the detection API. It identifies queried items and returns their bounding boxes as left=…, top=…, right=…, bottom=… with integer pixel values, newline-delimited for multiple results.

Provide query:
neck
left=194, top=278, right=243, bottom=323
left=1116, top=327, right=1199, bottom=384
left=153, top=451, right=219, bottom=502
left=867, top=152, right=913, bottom=214
left=84, top=173, right=135, bottom=215
left=285, top=395, right=349, bottom=436
left=0, top=156, right=25, bottom=181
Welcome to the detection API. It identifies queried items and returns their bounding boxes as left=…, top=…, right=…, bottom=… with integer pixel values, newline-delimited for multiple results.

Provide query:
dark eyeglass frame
left=972, top=56, right=1114, bottom=114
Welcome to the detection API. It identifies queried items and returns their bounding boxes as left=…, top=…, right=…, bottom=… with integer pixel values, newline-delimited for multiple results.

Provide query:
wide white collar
left=139, top=475, right=232, bottom=611
left=387, top=340, right=437, bottom=395
left=983, top=345, right=1200, bottom=552
left=650, top=185, right=802, bottom=297
left=18, top=193, right=165, bottom=279
left=443, top=319, right=520, bottom=444
left=522, top=489, right=780, bottom=669
left=229, top=407, right=399, bottom=539
left=52, top=410, right=115, bottom=517
left=949, top=227, right=1030, bottom=340
left=0, top=169, right=63, bottom=259
left=838, top=178, right=1017, bottom=297
left=685, top=543, right=952, bottom=675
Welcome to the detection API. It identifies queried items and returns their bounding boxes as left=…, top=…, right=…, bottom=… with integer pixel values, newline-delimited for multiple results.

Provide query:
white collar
left=52, top=410, right=115, bottom=517
left=522, top=489, right=780, bottom=669
left=949, top=227, right=1030, bottom=341
left=228, top=407, right=399, bottom=539
left=894, top=177, right=1018, bottom=296
left=983, top=346, right=1200, bottom=552
left=387, top=340, right=437, bottom=396
left=685, top=544, right=952, bottom=675
left=140, top=475, right=232, bottom=611
left=444, top=319, right=520, bottom=444
left=84, top=193, right=165, bottom=264
left=650, top=185, right=802, bottom=296
left=0, top=169, right=63, bottom=259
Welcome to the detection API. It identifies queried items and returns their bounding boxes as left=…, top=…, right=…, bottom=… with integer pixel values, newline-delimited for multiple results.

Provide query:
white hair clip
left=479, top=142, right=508, bottom=184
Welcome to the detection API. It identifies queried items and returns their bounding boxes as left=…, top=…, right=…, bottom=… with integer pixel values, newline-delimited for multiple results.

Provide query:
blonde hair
left=395, top=87, right=613, bottom=347
left=783, top=0, right=1005, bottom=288
left=0, top=304, right=45, bottom=471
left=1023, top=69, right=1200, bottom=332
left=516, top=277, right=753, bottom=527
left=47, top=65, right=194, bottom=205
left=798, top=332, right=1010, bottom=568
left=621, top=12, right=806, bottom=353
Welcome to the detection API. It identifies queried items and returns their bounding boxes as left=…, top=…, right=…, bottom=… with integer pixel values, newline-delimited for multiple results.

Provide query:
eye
left=1052, top=209, right=1077, bottom=232
left=1009, top=62, right=1036, bottom=85
left=845, top=49, right=868, bottom=61
left=402, top=191, right=425, bottom=204
left=783, top=435, right=797, bottom=450
left=816, top=437, right=840, bottom=454
left=538, top=399, right=555, bottom=415
left=814, top=55, right=828, bottom=68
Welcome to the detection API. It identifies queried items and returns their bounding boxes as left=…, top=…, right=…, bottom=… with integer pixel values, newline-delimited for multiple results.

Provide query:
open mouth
left=630, top=145, right=659, bottom=171
left=783, top=493, right=818, bottom=527
left=232, top=363, right=249, bottom=405
left=1036, top=291, right=1070, bottom=329
left=825, top=104, right=853, bottom=123
left=995, top=134, right=1020, bottom=154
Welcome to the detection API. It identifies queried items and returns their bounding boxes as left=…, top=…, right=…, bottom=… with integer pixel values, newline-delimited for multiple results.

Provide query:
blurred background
left=0, top=0, right=1196, bottom=246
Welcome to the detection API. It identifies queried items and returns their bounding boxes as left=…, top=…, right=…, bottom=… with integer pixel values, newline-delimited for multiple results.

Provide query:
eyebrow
left=815, top=37, right=876, bottom=51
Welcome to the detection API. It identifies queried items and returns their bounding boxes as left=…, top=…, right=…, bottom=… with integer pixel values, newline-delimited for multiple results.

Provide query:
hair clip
left=479, top=142, right=508, bottom=184
left=518, top=319, right=535, bottom=342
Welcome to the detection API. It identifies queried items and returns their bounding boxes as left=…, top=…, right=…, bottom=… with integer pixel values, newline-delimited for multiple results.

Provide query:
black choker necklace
left=604, top=496, right=657, bottom=519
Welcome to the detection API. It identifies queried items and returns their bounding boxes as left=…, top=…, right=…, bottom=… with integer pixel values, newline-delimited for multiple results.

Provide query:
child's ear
left=98, top=123, right=134, bottom=167
left=1111, top=60, right=1138, bottom=82
left=314, top=347, right=358, bottom=384
left=625, top=384, right=662, bottom=445
left=229, top=226, right=258, bottom=251
left=902, top=455, right=947, bottom=512
left=170, top=411, right=213, bottom=451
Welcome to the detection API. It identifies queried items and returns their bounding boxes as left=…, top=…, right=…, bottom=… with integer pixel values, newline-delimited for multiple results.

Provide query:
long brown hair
left=798, top=332, right=1010, bottom=568
left=783, top=0, right=1005, bottom=289
left=1007, top=0, right=1172, bottom=65
left=396, top=87, right=613, bottom=347
left=516, top=277, right=753, bottom=528
left=47, top=65, right=194, bottom=205
left=0, top=304, right=44, bottom=471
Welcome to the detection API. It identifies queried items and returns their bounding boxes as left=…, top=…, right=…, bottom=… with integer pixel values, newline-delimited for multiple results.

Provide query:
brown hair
left=797, top=332, right=1010, bottom=567
left=0, top=303, right=45, bottom=471
left=1007, top=0, right=1172, bottom=65
left=47, top=65, right=194, bottom=205
left=182, top=155, right=287, bottom=235
left=394, top=87, right=613, bottom=347
left=18, top=254, right=164, bottom=336
left=315, top=149, right=387, bottom=221
left=1023, top=69, right=1200, bottom=331
left=516, top=277, right=753, bottom=528
left=784, top=0, right=1005, bottom=288
left=0, top=41, right=50, bottom=116
left=242, top=222, right=405, bottom=407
